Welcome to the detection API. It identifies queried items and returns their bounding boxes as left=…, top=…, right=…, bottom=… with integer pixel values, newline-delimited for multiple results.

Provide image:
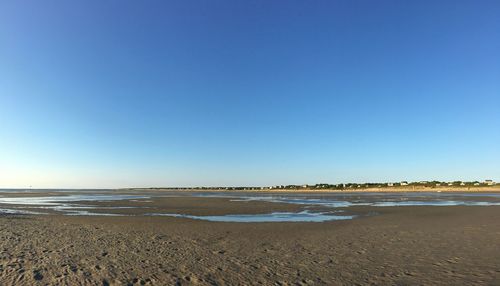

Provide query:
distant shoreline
left=129, top=186, right=500, bottom=193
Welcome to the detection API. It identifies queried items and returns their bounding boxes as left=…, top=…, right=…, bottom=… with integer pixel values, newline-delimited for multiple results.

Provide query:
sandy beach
left=3, top=0, right=499, bottom=284
left=1, top=192, right=500, bottom=285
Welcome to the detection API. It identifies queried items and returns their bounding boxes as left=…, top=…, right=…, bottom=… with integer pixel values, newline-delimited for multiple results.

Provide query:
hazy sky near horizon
left=1, top=0, right=499, bottom=188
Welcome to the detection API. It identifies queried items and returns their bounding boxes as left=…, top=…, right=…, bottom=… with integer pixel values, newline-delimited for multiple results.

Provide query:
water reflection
left=1, top=191, right=500, bottom=218
left=148, top=210, right=354, bottom=222
left=0, top=195, right=148, bottom=215
left=229, top=196, right=500, bottom=207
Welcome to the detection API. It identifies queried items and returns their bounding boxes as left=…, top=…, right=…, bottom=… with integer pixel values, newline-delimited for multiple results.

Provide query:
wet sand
left=1, top=197, right=500, bottom=285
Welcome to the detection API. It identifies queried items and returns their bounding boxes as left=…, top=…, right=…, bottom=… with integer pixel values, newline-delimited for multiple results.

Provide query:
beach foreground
left=1, top=194, right=500, bottom=285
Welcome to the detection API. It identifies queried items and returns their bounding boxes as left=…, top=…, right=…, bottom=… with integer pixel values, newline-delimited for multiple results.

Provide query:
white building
left=485, top=180, right=495, bottom=186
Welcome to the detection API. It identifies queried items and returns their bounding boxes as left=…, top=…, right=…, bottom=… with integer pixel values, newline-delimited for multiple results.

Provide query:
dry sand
left=1, top=197, right=500, bottom=285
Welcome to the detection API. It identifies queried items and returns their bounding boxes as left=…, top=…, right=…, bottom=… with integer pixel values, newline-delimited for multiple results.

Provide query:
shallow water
left=0, top=208, right=43, bottom=215
left=148, top=210, right=355, bottom=222
left=370, top=200, right=500, bottom=207
left=1, top=190, right=500, bottom=219
left=0, top=194, right=148, bottom=205
left=0, top=194, right=148, bottom=216
left=230, top=196, right=500, bottom=207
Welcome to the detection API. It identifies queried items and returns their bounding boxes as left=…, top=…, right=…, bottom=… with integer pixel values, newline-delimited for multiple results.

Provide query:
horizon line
left=1, top=179, right=497, bottom=190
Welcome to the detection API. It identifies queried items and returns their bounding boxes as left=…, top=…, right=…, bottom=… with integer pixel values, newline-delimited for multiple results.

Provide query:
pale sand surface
left=1, top=196, right=500, bottom=285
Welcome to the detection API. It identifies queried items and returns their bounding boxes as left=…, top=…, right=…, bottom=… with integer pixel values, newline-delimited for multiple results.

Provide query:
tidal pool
left=0, top=195, right=149, bottom=215
left=228, top=196, right=500, bottom=207
left=147, top=210, right=355, bottom=222
left=1, top=191, right=500, bottom=218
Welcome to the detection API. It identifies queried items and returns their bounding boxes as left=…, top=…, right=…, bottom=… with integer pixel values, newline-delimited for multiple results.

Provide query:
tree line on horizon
left=144, top=180, right=496, bottom=190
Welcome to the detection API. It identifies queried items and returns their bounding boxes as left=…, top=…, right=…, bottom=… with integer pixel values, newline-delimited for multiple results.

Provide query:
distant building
left=485, top=180, right=495, bottom=186
left=460, top=182, right=466, bottom=186
left=388, top=183, right=394, bottom=187
left=400, top=181, right=409, bottom=186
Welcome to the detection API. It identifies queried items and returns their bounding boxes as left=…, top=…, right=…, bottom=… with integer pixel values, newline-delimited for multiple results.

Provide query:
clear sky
left=1, top=1, right=499, bottom=188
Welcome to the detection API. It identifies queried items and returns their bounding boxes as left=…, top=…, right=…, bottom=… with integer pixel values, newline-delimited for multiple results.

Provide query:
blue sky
left=1, top=1, right=499, bottom=188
